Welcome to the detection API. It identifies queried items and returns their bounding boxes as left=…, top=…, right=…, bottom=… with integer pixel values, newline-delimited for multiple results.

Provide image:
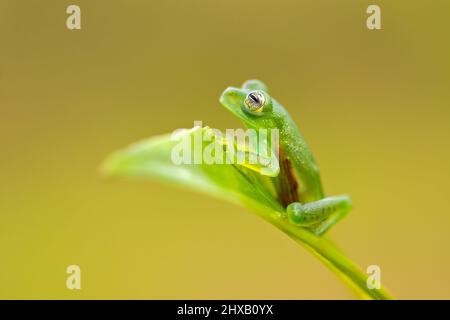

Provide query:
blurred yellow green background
left=1, top=0, right=450, bottom=299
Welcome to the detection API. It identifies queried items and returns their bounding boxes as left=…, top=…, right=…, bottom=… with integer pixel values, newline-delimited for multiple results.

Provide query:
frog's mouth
left=219, top=87, right=258, bottom=128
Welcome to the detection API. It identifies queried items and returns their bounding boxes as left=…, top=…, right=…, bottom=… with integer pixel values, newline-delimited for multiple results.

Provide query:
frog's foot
left=286, top=195, right=352, bottom=236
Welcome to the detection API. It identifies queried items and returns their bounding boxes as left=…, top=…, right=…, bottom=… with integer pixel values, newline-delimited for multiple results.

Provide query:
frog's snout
left=219, top=86, right=260, bottom=127
left=219, top=87, right=245, bottom=109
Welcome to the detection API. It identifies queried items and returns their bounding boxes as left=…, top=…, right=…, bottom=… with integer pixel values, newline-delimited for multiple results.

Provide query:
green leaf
left=101, top=126, right=394, bottom=300
left=101, top=126, right=284, bottom=215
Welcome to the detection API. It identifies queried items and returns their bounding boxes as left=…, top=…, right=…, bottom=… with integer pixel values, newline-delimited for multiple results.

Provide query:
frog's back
left=272, top=100, right=324, bottom=203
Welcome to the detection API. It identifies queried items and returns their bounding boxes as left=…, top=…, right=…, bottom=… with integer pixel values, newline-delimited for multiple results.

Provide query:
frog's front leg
left=286, top=195, right=352, bottom=236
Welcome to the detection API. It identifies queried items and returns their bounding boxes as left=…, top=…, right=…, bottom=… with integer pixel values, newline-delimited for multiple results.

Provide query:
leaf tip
left=99, top=150, right=125, bottom=178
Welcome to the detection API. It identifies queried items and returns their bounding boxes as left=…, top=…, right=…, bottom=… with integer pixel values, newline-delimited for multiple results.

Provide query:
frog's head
left=219, top=80, right=276, bottom=129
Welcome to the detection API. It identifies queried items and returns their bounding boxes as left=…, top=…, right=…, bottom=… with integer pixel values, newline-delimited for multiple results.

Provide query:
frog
left=219, top=79, right=352, bottom=236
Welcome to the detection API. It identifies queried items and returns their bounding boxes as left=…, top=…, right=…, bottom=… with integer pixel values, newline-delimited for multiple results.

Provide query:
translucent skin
left=219, top=79, right=351, bottom=236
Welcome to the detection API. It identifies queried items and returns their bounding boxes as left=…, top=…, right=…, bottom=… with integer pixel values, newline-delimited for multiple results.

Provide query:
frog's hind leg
left=286, top=195, right=352, bottom=236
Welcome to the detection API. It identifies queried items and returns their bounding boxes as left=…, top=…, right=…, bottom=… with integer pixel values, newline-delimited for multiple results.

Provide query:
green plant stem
left=266, top=214, right=394, bottom=300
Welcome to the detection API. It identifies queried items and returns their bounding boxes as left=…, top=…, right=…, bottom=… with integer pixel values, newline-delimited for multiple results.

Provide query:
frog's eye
left=244, top=91, right=266, bottom=113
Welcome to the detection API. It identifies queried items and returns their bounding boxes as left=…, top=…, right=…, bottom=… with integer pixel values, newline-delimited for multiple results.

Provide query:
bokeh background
left=1, top=0, right=450, bottom=299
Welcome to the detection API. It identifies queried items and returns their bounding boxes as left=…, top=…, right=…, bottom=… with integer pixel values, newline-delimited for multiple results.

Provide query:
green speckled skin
left=219, top=79, right=351, bottom=236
